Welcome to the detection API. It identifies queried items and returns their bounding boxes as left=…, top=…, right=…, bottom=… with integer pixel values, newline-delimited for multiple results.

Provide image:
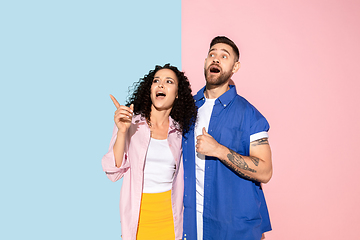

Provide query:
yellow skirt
left=136, top=190, right=175, bottom=240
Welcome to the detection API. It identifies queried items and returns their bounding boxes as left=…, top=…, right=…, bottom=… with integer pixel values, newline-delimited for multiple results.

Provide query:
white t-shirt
left=143, top=138, right=176, bottom=193
left=195, top=98, right=216, bottom=215
left=195, top=97, right=268, bottom=239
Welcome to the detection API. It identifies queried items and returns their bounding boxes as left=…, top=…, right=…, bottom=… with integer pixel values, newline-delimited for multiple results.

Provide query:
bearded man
left=182, top=36, right=273, bottom=240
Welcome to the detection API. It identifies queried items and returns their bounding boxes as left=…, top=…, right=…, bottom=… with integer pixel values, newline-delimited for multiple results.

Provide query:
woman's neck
left=149, top=105, right=171, bottom=125
left=148, top=107, right=171, bottom=140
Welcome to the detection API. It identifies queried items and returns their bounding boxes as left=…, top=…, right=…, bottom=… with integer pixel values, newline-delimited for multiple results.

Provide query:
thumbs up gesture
left=195, top=127, right=220, bottom=157
left=110, top=94, right=134, bottom=133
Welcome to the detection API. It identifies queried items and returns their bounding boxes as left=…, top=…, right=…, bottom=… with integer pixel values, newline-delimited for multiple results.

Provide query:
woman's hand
left=110, top=94, right=134, bottom=133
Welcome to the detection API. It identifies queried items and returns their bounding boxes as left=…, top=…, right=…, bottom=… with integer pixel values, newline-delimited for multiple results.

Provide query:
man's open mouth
left=210, top=65, right=221, bottom=73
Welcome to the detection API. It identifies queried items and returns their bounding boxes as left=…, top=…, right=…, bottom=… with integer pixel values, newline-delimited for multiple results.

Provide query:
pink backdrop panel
left=182, top=1, right=360, bottom=239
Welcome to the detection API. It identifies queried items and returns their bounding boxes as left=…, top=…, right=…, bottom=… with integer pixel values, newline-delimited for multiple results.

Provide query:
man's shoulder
left=231, top=94, right=268, bottom=121
left=231, top=94, right=254, bottom=110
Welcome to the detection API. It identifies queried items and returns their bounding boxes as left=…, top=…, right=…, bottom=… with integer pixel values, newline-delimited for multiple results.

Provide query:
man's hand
left=196, top=127, right=223, bottom=158
left=110, top=94, right=134, bottom=133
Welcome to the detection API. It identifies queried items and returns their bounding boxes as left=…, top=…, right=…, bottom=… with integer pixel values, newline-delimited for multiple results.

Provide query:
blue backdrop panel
left=0, top=0, right=181, bottom=239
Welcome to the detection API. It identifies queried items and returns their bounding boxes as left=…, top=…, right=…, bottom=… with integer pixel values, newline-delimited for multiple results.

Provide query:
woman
left=102, top=64, right=197, bottom=240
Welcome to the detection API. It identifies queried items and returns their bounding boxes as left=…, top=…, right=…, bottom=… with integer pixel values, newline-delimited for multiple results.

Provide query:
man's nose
left=213, top=58, right=219, bottom=63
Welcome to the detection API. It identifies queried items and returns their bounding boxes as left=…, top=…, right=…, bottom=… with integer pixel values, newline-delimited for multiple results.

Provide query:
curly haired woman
left=102, top=64, right=197, bottom=240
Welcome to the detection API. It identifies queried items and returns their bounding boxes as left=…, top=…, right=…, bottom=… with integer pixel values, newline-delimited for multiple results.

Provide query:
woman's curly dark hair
left=125, top=63, right=197, bottom=135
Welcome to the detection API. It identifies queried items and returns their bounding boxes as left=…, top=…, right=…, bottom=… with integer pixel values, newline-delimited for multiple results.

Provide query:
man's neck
left=204, top=82, right=230, bottom=99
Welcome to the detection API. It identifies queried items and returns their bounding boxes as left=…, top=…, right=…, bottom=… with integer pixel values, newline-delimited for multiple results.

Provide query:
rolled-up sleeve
left=101, top=124, right=130, bottom=182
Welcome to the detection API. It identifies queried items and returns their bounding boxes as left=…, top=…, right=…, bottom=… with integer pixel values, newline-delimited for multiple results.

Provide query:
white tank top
left=143, top=138, right=176, bottom=193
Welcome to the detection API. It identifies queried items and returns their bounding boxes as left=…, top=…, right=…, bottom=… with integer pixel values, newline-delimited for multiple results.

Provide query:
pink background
left=182, top=1, right=360, bottom=239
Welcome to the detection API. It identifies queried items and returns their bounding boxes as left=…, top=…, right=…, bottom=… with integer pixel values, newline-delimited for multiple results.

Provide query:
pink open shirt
left=101, top=114, right=184, bottom=240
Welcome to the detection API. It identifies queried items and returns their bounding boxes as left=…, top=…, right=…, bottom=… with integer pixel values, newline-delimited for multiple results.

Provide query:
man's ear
left=232, top=61, right=241, bottom=73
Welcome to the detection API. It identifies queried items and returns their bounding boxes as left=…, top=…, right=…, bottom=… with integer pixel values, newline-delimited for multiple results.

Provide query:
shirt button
left=185, top=141, right=187, bottom=144
left=185, top=159, right=187, bottom=162
left=224, top=104, right=226, bottom=107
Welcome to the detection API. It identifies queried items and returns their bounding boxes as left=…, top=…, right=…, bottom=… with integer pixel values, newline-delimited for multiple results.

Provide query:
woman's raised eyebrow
left=154, top=76, right=174, bottom=80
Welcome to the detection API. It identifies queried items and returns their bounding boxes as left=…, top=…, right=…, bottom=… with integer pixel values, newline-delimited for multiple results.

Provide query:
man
left=182, top=36, right=272, bottom=240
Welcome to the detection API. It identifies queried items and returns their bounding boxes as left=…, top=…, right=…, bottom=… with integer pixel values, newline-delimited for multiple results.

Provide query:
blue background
left=0, top=1, right=181, bottom=239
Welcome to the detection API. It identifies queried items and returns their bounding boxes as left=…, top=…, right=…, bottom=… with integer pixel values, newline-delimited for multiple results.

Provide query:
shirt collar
left=194, top=85, right=237, bottom=108
left=132, top=114, right=146, bottom=124
left=168, top=115, right=179, bottom=132
left=193, top=86, right=206, bottom=102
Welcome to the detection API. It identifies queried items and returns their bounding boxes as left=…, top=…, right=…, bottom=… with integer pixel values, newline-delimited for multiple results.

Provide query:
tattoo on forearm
left=227, top=150, right=256, bottom=173
left=224, top=149, right=260, bottom=181
left=250, top=157, right=260, bottom=166
left=251, top=138, right=269, bottom=147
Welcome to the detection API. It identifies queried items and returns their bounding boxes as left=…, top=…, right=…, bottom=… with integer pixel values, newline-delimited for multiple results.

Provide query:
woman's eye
left=153, top=79, right=159, bottom=83
left=167, top=80, right=173, bottom=84
left=222, top=55, right=227, bottom=59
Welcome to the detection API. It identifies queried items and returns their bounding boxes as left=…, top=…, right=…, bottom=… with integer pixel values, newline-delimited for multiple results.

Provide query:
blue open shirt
left=182, top=85, right=272, bottom=240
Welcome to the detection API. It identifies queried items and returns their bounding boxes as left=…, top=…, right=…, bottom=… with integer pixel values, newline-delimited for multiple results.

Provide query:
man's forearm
left=196, top=129, right=272, bottom=183
left=214, top=144, right=272, bottom=183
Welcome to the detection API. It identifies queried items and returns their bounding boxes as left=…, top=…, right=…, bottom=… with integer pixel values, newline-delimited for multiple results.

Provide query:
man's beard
left=204, top=65, right=233, bottom=86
